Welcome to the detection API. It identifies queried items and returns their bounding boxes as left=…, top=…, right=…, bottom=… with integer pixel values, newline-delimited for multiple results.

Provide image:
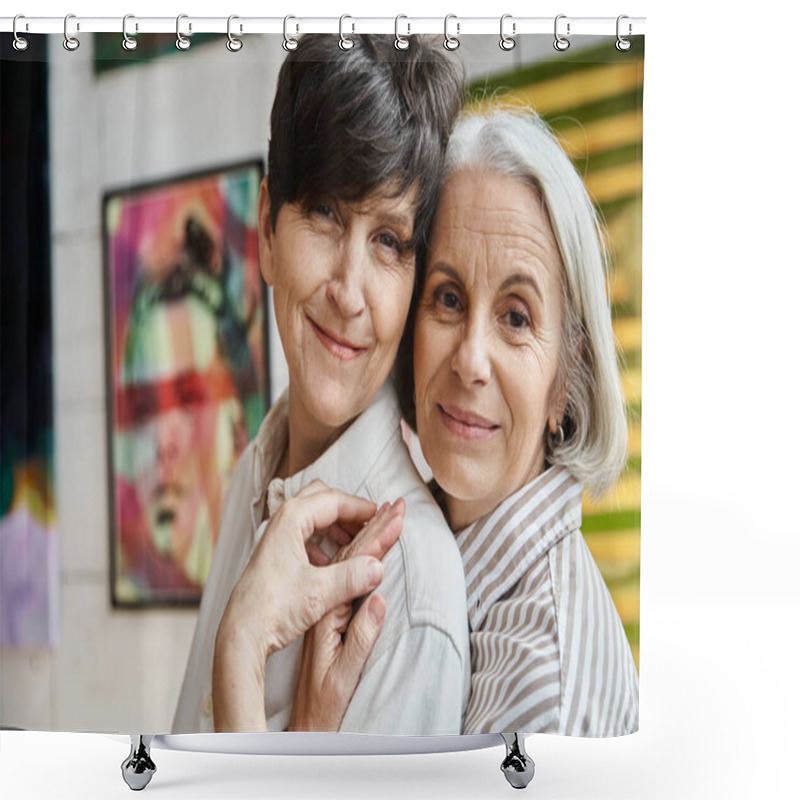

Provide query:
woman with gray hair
left=296, top=108, right=639, bottom=738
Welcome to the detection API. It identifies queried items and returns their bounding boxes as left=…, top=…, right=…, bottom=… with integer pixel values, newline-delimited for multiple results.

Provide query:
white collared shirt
left=172, top=381, right=470, bottom=735
left=456, top=465, right=639, bottom=736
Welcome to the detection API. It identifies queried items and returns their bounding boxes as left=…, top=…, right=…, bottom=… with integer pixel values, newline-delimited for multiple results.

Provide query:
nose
left=451, top=315, right=491, bottom=387
left=326, top=236, right=367, bottom=318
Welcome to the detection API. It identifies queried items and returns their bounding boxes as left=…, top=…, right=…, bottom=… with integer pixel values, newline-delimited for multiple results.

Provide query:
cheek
left=503, top=353, right=556, bottom=444
left=413, top=315, right=447, bottom=395
left=272, top=240, right=320, bottom=309
left=371, top=274, right=414, bottom=346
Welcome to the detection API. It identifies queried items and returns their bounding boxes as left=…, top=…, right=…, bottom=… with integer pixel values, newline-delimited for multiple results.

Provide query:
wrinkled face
left=414, top=169, right=566, bottom=530
left=258, top=178, right=417, bottom=443
left=117, top=297, right=242, bottom=583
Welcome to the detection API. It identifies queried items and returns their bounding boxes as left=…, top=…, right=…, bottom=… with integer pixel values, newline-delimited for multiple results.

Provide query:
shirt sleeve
left=339, top=623, right=468, bottom=735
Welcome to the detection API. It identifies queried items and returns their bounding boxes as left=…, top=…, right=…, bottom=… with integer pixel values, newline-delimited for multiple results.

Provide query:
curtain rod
left=1, top=15, right=646, bottom=37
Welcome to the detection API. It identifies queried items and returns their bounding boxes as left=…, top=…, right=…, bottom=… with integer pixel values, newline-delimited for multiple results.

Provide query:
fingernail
left=368, top=596, right=385, bottom=625
left=367, top=559, right=383, bottom=586
left=377, top=502, right=390, bottom=517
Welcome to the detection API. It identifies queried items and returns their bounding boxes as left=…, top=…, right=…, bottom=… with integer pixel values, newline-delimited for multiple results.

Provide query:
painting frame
left=101, top=158, right=269, bottom=608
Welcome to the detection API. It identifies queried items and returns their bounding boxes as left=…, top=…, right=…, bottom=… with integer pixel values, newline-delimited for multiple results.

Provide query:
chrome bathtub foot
left=500, top=733, right=535, bottom=789
left=121, top=735, right=156, bottom=791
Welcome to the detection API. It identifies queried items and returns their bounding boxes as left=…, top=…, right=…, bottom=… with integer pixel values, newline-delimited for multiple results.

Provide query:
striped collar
left=455, top=465, right=583, bottom=631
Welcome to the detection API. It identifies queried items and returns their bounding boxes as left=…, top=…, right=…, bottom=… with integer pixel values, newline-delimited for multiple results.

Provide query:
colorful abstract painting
left=103, top=161, right=268, bottom=606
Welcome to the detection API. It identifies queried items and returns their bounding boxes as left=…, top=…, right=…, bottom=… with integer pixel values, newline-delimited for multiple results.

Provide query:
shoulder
left=364, top=431, right=469, bottom=663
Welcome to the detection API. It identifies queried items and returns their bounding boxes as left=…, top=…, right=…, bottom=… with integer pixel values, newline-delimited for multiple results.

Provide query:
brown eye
left=507, top=310, right=530, bottom=329
left=434, top=286, right=461, bottom=311
left=378, top=232, right=401, bottom=253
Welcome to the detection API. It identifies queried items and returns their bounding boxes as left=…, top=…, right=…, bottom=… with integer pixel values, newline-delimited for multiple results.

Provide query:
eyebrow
left=428, top=264, right=463, bottom=284
left=499, top=273, right=543, bottom=303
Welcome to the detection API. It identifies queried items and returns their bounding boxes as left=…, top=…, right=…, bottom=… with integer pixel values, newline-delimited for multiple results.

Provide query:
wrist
left=212, top=623, right=269, bottom=733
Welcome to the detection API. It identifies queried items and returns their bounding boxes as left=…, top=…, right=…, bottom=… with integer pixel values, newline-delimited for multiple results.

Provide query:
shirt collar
left=249, top=380, right=401, bottom=546
left=455, top=465, right=583, bottom=631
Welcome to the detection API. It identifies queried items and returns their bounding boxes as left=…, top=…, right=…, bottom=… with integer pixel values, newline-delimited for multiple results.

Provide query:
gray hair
left=445, top=109, right=627, bottom=497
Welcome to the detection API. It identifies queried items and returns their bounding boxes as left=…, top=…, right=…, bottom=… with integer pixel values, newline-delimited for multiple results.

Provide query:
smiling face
left=413, top=169, right=567, bottom=530
left=258, top=178, right=418, bottom=470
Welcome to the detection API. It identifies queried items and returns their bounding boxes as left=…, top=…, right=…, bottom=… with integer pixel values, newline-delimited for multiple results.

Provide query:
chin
left=306, top=384, right=366, bottom=429
left=427, top=451, right=486, bottom=503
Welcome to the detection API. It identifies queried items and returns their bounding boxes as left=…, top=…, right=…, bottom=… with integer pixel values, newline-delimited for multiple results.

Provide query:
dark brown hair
left=266, top=34, right=463, bottom=254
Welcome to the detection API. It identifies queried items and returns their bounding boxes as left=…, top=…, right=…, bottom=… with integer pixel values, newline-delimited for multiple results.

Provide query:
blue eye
left=315, top=203, right=334, bottom=218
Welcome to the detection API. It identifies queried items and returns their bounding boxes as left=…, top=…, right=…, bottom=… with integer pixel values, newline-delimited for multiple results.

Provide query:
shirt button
left=204, top=693, right=213, bottom=717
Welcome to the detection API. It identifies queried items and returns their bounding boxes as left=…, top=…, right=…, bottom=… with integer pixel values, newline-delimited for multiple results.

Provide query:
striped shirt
left=455, top=465, right=639, bottom=736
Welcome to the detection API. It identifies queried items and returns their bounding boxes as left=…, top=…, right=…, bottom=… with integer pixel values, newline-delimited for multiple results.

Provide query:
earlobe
left=257, top=177, right=274, bottom=286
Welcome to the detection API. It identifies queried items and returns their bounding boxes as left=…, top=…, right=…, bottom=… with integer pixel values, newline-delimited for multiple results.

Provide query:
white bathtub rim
left=105, top=731, right=502, bottom=756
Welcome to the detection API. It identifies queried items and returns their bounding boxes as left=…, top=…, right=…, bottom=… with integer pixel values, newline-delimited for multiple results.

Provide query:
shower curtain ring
left=12, top=15, right=29, bottom=51
left=443, top=14, right=460, bottom=50
left=63, top=13, right=80, bottom=51
left=339, top=15, right=354, bottom=50
left=227, top=15, right=243, bottom=51
left=395, top=15, right=410, bottom=50
left=616, top=15, right=632, bottom=51
left=499, top=14, right=515, bottom=51
left=283, top=16, right=298, bottom=51
left=176, top=14, right=191, bottom=50
left=122, top=15, right=138, bottom=51
left=554, top=14, right=570, bottom=51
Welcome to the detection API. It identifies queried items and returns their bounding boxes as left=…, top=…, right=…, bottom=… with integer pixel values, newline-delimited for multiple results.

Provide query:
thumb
left=318, top=556, right=383, bottom=613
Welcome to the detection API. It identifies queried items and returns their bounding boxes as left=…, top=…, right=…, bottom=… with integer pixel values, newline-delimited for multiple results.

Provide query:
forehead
left=336, top=181, right=418, bottom=221
left=122, top=296, right=219, bottom=385
left=428, top=169, right=563, bottom=286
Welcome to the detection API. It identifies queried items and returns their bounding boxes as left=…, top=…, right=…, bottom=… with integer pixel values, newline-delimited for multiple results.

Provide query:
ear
left=257, top=176, right=275, bottom=286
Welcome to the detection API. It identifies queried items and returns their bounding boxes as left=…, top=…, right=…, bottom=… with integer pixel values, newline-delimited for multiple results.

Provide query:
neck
left=444, top=452, right=548, bottom=532
left=444, top=496, right=493, bottom=533
left=280, top=387, right=353, bottom=478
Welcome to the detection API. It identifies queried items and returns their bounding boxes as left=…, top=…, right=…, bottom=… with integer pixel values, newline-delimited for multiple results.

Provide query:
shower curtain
left=1, top=28, right=643, bottom=739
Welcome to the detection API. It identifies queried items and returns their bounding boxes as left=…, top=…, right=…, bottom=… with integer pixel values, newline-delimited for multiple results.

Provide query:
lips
left=307, top=315, right=366, bottom=361
left=437, top=403, right=500, bottom=440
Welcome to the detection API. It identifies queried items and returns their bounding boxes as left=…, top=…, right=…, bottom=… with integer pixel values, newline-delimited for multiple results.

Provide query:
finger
left=317, top=555, right=384, bottom=613
left=333, top=594, right=386, bottom=701
left=333, top=501, right=395, bottom=562
left=329, top=504, right=387, bottom=538
left=326, top=523, right=356, bottom=548
left=306, top=542, right=331, bottom=567
left=296, top=478, right=336, bottom=498
left=282, top=489, right=377, bottom=543
left=321, top=501, right=389, bottom=546
left=334, top=500, right=404, bottom=564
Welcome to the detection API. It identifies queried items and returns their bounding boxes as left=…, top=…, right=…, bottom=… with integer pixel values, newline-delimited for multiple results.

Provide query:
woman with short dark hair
left=173, top=34, right=470, bottom=736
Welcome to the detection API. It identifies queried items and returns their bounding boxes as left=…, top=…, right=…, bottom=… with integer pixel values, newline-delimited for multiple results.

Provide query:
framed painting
left=102, top=160, right=269, bottom=606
